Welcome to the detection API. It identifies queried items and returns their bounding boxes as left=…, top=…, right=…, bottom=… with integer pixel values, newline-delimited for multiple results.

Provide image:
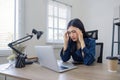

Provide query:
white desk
left=0, top=63, right=120, bottom=80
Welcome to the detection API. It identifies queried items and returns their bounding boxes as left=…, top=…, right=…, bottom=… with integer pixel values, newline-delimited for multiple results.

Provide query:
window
left=0, top=0, right=20, bottom=49
left=47, top=0, right=71, bottom=43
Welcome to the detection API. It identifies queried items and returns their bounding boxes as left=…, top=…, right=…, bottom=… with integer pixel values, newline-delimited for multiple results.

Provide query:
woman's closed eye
left=67, top=30, right=76, bottom=35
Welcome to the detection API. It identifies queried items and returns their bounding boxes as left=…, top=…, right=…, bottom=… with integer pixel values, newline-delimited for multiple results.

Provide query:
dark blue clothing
left=60, top=38, right=96, bottom=65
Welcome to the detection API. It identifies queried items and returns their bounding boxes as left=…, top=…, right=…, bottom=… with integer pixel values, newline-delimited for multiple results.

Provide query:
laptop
left=35, top=46, right=77, bottom=72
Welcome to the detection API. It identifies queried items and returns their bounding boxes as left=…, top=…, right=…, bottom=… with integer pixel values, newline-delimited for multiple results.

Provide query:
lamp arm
left=8, top=34, right=33, bottom=55
left=8, top=29, right=43, bottom=68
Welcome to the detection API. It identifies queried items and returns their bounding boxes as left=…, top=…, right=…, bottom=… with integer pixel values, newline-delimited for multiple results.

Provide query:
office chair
left=86, top=30, right=98, bottom=40
left=95, top=43, right=103, bottom=63
left=86, top=30, right=103, bottom=63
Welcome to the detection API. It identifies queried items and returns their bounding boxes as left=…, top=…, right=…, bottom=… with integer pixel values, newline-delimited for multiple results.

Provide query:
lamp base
left=15, top=54, right=26, bottom=68
left=118, top=55, right=120, bottom=64
left=25, top=60, right=33, bottom=65
left=118, top=59, right=120, bottom=64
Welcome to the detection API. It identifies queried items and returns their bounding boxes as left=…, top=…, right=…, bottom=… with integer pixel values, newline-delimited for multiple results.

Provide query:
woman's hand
left=75, top=28, right=85, bottom=49
left=63, top=31, right=69, bottom=51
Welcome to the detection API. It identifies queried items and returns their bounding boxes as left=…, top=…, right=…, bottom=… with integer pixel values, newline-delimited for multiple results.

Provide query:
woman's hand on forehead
left=75, top=28, right=82, bottom=34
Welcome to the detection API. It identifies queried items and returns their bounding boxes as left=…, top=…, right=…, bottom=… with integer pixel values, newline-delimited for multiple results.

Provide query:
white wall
left=24, top=0, right=120, bottom=61
left=24, top=0, right=47, bottom=57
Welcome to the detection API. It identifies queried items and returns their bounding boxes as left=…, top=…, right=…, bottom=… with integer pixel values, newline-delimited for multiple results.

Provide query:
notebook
left=35, top=46, right=77, bottom=72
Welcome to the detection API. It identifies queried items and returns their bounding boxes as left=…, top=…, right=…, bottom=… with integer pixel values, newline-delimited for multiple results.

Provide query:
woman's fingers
left=75, top=28, right=84, bottom=42
left=63, top=31, right=69, bottom=51
left=64, top=31, right=69, bottom=42
left=75, top=28, right=83, bottom=37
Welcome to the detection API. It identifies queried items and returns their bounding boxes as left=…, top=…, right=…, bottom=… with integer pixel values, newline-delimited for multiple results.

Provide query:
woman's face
left=67, top=26, right=78, bottom=41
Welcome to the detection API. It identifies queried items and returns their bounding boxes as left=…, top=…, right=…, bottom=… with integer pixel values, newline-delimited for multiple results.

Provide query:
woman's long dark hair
left=67, top=18, right=88, bottom=38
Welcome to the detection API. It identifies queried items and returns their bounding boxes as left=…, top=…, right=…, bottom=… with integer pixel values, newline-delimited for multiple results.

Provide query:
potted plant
left=7, top=44, right=26, bottom=63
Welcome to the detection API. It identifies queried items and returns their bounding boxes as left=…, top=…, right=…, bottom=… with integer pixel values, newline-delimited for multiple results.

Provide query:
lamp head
left=32, top=29, right=43, bottom=39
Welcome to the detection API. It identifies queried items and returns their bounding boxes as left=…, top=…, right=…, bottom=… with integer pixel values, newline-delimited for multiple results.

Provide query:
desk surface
left=0, top=63, right=120, bottom=80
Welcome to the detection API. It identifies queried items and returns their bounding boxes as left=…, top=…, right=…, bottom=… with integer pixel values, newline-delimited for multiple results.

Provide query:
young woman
left=60, top=18, right=95, bottom=65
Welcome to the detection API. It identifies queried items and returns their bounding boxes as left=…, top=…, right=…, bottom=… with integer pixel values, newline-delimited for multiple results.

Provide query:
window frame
left=0, top=0, right=24, bottom=50
left=46, top=0, right=71, bottom=44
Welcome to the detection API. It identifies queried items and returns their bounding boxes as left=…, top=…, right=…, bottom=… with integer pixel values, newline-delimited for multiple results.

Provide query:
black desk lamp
left=8, top=29, right=43, bottom=68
